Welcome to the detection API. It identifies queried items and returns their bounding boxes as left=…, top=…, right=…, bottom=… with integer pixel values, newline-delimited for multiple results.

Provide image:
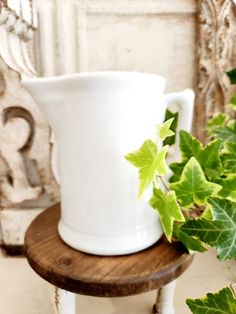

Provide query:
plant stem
left=160, top=176, right=170, bottom=192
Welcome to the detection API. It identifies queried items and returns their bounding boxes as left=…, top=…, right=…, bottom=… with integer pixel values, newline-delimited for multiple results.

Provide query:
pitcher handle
left=50, top=131, right=60, bottom=184
left=163, top=89, right=195, bottom=163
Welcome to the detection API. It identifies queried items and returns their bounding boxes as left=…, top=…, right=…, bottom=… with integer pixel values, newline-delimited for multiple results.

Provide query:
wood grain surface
left=25, top=203, right=193, bottom=297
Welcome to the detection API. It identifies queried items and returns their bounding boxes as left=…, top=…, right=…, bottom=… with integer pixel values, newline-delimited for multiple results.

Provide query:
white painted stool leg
left=54, top=287, right=76, bottom=314
left=153, top=280, right=176, bottom=314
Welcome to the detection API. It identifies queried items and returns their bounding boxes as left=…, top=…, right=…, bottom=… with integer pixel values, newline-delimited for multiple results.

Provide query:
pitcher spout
left=21, top=77, right=62, bottom=132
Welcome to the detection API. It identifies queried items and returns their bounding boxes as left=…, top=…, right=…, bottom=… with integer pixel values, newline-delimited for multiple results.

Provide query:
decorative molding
left=35, top=0, right=197, bottom=75
left=0, top=0, right=60, bottom=250
left=0, top=0, right=37, bottom=77
left=0, top=57, right=59, bottom=208
left=35, top=0, right=57, bottom=76
left=73, top=0, right=197, bottom=74
left=0, top=56, right=60, bottom=247
left=0, top=2, right=37, bottom=42
left=196, top=0, right=236, bottom=140
left=0, top=208, right=44, bottom=246
left=73, top=0, right=197, bottom=15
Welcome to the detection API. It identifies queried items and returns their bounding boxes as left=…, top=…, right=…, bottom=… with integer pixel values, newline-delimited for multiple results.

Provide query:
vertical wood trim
left=77, top=7, right=88, bottom=72
left=36, top=1, right=57, bottom=76
left=196, top=0, right=236, bottom=140
left=56, top=0, right=78, bottom=74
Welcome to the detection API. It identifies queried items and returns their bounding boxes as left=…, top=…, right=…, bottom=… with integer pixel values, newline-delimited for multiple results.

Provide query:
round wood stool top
left=25, top=203, right=193, bottom=297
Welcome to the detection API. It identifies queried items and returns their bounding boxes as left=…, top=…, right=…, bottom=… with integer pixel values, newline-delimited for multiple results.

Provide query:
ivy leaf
left=156, top=118, right=175, bottom=141
left=170, top=157, right=221, bottom=208
left=212, top=122, right=236, bottom=144
left=181, top=197, right=236, bottom=260
left=179, top=131, right=202, bottom=160
left=227, top=68, right=236, bottom=84
left=173, top=223, right=207, bottom=253
left=197, top=140, right=222, bottom=180
left=215, top=174, right=236, bottom=201
left=221, top=142, right=236, bottom=174
left=169, top=132, right=208, bottom=183
left=163, top=110, right=179, bottom=146
left=149, top=188, right=185, bottom=241
left=207, top=113, right=229, bottom=135
left=169, top=162, right=186, bottom=183
left=170, top=137, right=222, bottom=183
left=186, top=287, right=236, bottom=314
left=201, top=203, right=213, bottom=220
left=125, top=140, right=169, bottom=198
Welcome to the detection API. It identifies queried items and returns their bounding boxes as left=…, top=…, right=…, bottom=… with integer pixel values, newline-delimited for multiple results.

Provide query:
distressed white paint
left=53, top=288, right=76, bottom=314
left=154, top=280, right=176, bottom=314
left=0, top=0, right=37, bottom=77
left=36, top=0, right=57, bottom=76
left=34, top=0, right=197, bottom=91
left=0, top=209, right=44, bottom=245
left=56, top=0, right=78, bottom=74
left=50, top=282, right=176, bottom=314
left=0, top=1, right=59, bottom=248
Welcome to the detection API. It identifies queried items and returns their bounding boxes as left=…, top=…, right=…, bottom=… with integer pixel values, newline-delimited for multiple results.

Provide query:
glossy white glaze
left=22, top=71, right=194, bottom=255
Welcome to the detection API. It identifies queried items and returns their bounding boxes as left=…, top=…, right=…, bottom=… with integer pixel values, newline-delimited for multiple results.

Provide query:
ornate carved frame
left=196, top=0, right=236, bottom=140
left=0, top=0, right=59, bottom=251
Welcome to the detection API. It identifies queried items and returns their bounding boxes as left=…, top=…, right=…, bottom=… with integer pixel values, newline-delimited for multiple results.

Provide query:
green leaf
left=202, top=203, right=213, bottom=220
left=149, top=188, right=185, bottom=241
left=227, top=68, right=236, bottom=84
left=170, top=157, right=221, bottom=208
left=212, top=124, right=236, bottom=144
left=156, top=118, right=175, bottom=141
left=173, top=223, right=207, bottom=253
left=221, top=143, right=236, bottom=174
left=171, top=137, right=222, bottom=182
left=179, top=131, right=202, bottom=160
left=125, top=140, right=169, bottom=198
left=197, top=140, right=222, bottom=180
left=154, top=146, right=169, bottom=175
left=169, top=162, right=186, bottom=183
left=207, top=113, right=229, bottom=135
left=215, top=174, right=236, bottom=201
left=228, top=94, right=236, bottom=111
left=181, top=197, right=236, bottom=260
left=163, top=110, right=179, bottom=146
left=186, top=287, right=236, bottom=314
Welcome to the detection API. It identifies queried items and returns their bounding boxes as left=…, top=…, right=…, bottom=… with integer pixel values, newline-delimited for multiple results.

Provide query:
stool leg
left=152, top=280, right=176, bottom=314
left=54, top=287, right=76, bottom=314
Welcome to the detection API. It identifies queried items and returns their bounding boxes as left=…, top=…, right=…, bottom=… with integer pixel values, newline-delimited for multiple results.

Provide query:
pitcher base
left=58, top=219, right=163, bottom=256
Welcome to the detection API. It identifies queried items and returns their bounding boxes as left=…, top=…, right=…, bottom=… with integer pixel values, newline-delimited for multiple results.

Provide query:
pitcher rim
left=22, top=71, right=166, bottom=84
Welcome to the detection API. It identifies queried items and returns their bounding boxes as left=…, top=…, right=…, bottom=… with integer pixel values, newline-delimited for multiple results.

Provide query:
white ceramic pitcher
left=22, top=72, right=194, bottom=256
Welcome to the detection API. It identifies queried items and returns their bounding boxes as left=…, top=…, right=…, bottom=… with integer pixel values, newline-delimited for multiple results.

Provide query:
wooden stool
left=25, top=203, right=193, bottom=314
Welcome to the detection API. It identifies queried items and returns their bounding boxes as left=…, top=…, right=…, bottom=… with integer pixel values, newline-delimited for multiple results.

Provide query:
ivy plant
left=125, top=70, right=236, bottom=313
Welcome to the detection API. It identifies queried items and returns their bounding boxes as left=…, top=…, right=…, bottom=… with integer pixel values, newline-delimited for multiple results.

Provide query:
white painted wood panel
left=84, top=13, right=196, bottom=91
left=35, top=0, right=197, bottom=91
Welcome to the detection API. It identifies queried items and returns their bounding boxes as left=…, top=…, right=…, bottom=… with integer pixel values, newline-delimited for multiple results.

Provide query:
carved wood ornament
left=196, top=0, right=236, bottom=140
left=0, top=0, right=59, bottom=248
left=0, top=58, right=59, bottom=207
